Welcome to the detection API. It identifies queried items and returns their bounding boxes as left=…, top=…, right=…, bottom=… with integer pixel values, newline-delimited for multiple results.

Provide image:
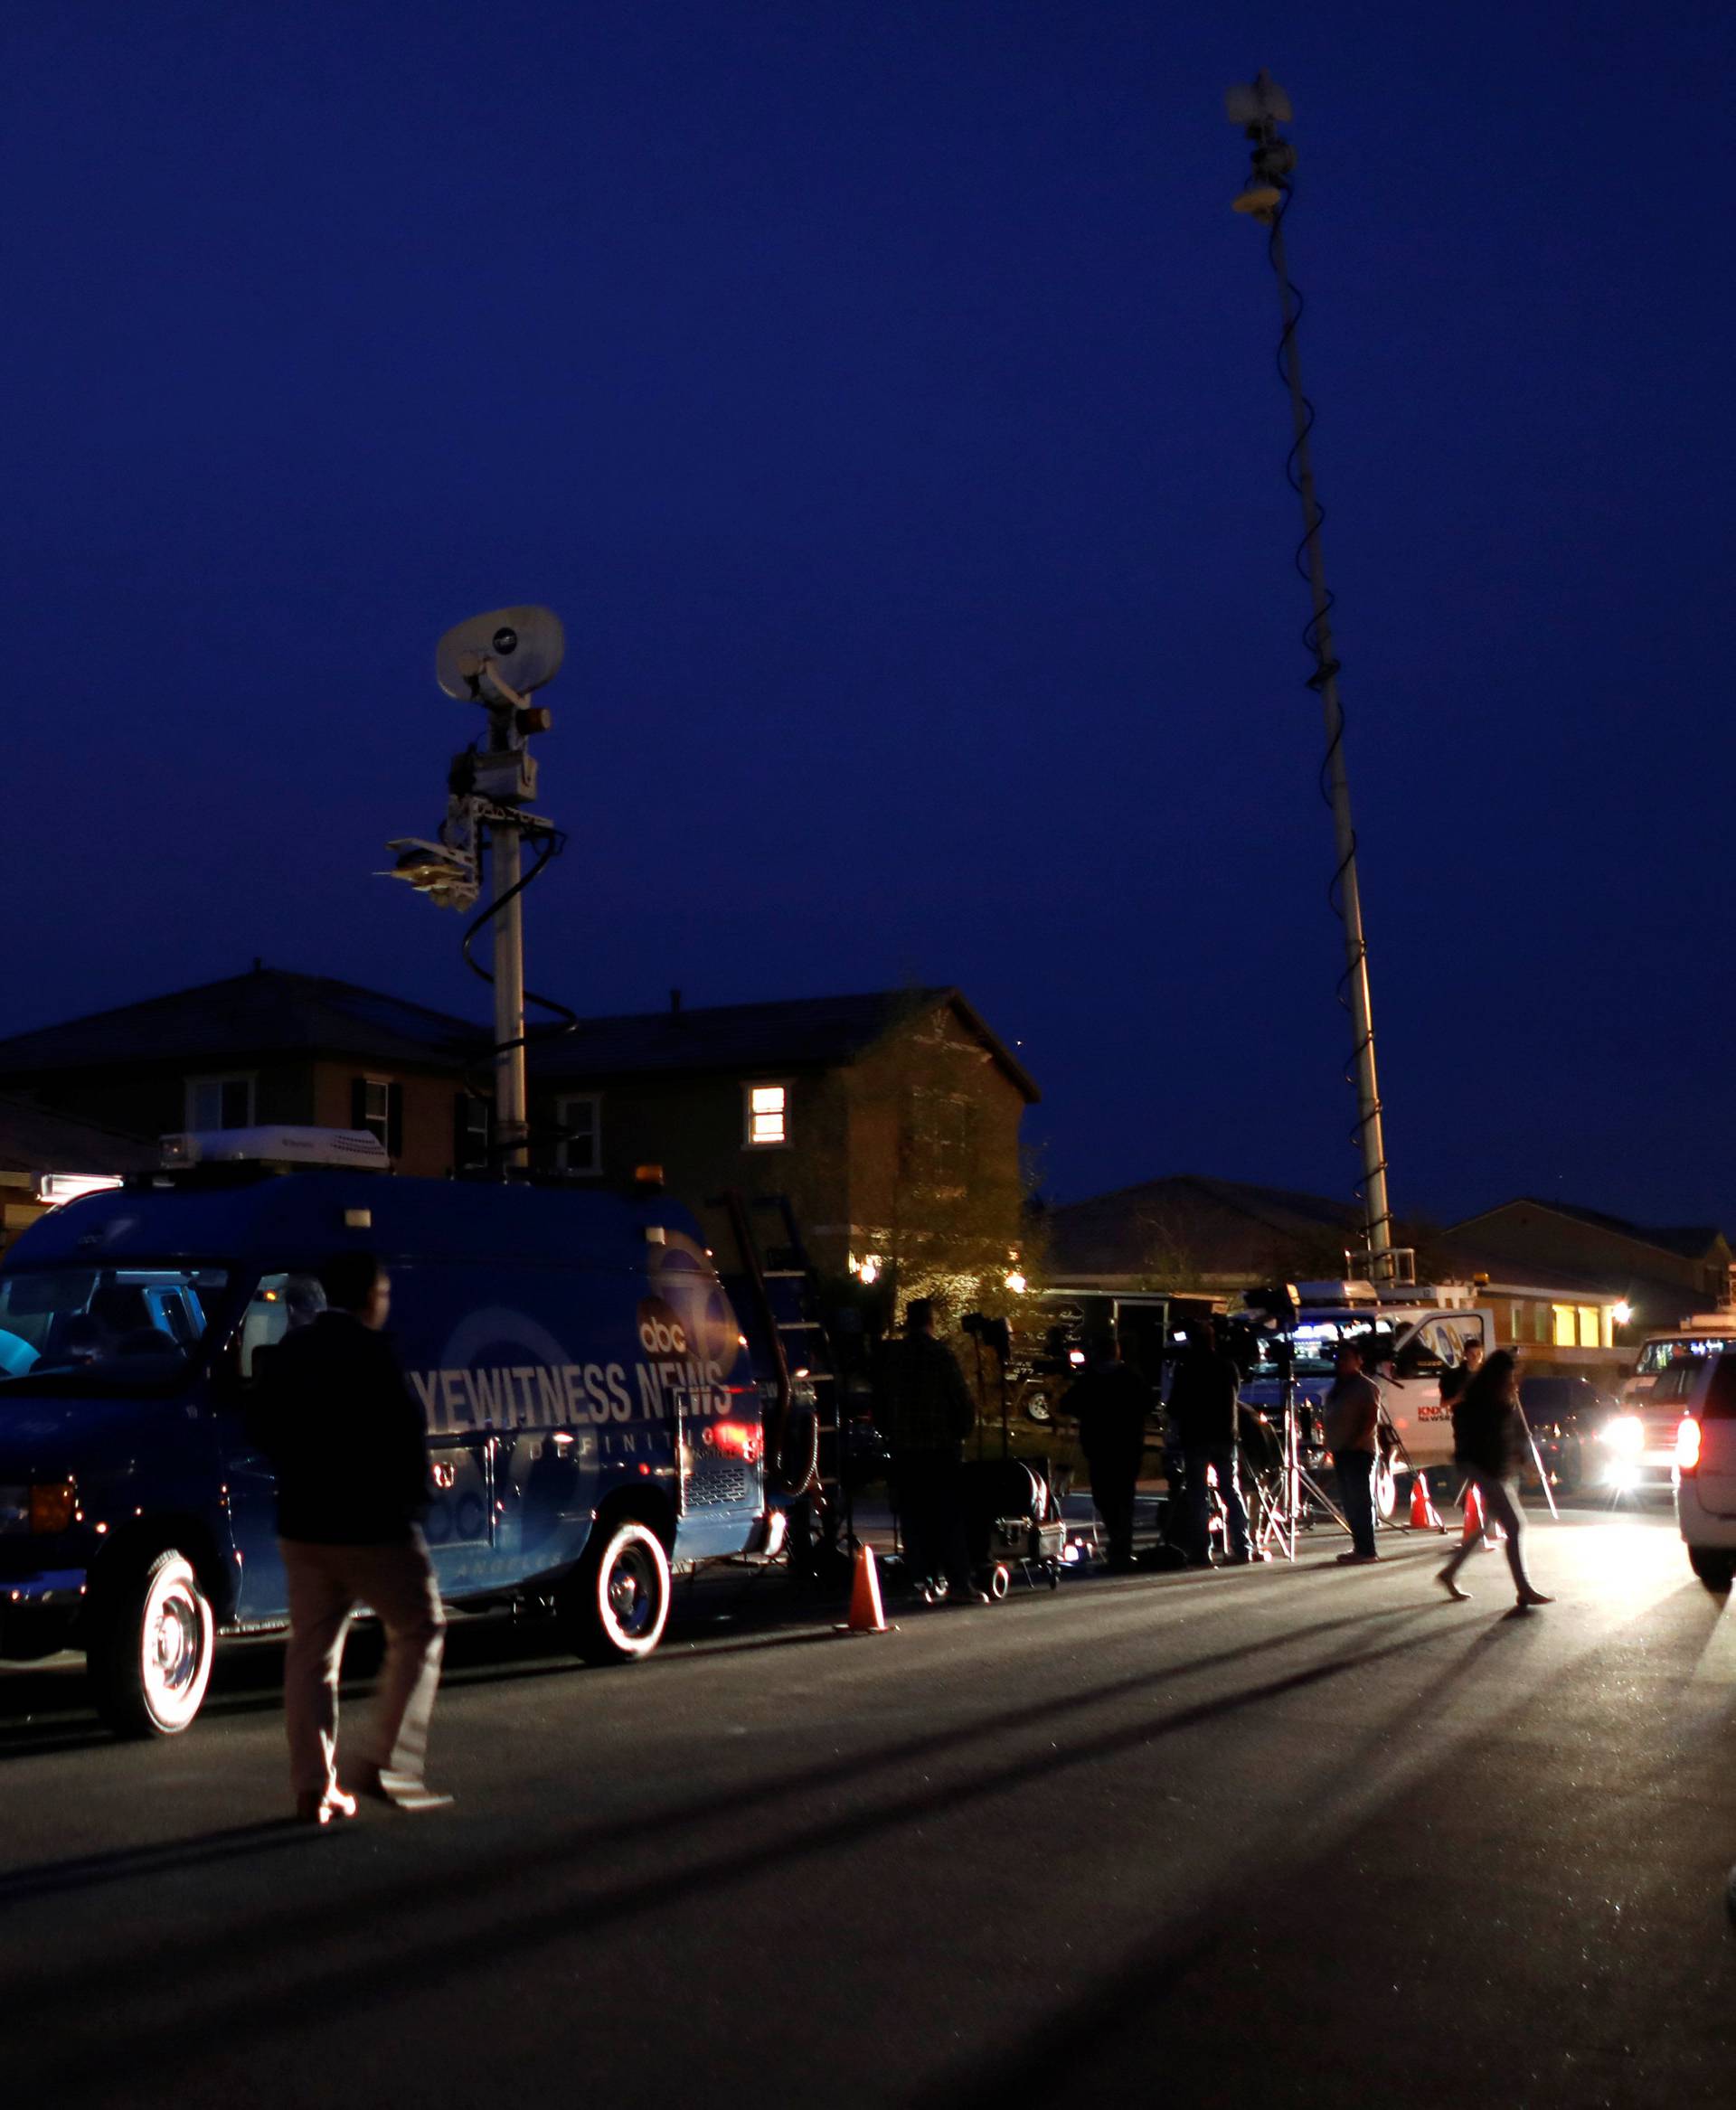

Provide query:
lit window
left=1577, top=1305, right=1600, bottom=1349
left=558, top=1095, right=601, bottom=1174
left=1552, top=1305, right=1577, bottom=1349
left=745, top=1083, right=788, bottom=1148
left=186, top=1074, right=255, bottom=1131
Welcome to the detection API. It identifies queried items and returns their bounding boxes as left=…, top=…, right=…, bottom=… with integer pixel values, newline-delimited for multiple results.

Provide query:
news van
left=1228, top=1281, right=1495, bottom=1512
left=0, top=1131, right=772, bottom=1736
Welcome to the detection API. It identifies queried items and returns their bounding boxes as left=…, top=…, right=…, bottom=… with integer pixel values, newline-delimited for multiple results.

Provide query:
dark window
left=453, top=1092, right=490, bottom=1172
left=1704, top=1356, right=1736, bottom=1422
left=351, top=1077, right=403, bottom=1157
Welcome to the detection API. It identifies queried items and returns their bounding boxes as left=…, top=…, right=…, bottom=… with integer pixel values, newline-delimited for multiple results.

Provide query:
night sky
left=6, top=4, right=1733, bottom=1229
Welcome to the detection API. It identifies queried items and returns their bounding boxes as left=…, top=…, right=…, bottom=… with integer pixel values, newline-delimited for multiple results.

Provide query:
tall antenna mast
left=1226, top=71, right=1398, bottom=1282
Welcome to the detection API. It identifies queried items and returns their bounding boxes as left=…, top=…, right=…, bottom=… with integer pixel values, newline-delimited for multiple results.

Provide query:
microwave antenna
left=381, top=606, right=572, bottom=1172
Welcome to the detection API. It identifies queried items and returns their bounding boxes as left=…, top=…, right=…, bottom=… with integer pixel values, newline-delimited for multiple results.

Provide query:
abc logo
left=637, top=1298, right=689, bottom=1357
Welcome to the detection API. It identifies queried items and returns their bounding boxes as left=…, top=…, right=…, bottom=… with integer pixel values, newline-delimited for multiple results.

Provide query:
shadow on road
left=7, top=1599, right=1471, bottom=2098
left=0, top=1819, right=325, bottom=1904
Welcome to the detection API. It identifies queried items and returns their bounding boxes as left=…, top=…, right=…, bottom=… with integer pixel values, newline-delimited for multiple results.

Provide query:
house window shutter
left=351, top=1077, right=368, bottom=1131
left=386, top=1082, right=404, bottom=1161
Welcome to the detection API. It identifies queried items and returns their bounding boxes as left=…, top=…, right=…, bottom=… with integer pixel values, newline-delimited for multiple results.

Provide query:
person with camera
left=873, top=1298, right=986, bottom=1605
left=1166, top=1320, right=1252, bottom=1567
left=1437, top=1348, right=1553, bottom=1609
left=1061, top=1328, right=1152, bottom=1571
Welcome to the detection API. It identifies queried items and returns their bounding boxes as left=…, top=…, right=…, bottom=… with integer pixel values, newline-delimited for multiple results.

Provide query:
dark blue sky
left=5, top=3, right=1732, bottom=1229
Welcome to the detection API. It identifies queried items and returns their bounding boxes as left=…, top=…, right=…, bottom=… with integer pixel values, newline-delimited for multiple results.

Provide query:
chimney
left=670, top=987, right=683, bottom=1017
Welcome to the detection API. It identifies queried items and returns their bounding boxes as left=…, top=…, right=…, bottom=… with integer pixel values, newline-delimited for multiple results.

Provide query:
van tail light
left=1676, top=1417, right=1702, bottom=1474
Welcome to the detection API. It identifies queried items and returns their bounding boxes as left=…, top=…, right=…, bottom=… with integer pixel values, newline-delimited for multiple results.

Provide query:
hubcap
left=140, top=1568, right=212, bottom=1727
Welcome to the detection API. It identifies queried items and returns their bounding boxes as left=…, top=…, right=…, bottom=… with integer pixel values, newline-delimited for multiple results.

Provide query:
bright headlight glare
left=1600, top=1414, right=1645, bottom=1456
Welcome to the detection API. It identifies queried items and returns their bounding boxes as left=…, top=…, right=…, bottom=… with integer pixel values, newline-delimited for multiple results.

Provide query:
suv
left=1674, top=1352, right=1736, bottom=1589
left=1517, top=1375, right=1620, bottom=1496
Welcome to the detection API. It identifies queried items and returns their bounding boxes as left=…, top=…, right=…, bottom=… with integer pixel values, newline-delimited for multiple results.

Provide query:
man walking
left=1062, top=1329, right=1152, bottom=1571
left=873, top=1298, right=984, bottom=1604
left=252, top=1250, right=448, bottom=1823
left=1324, top=1337, right=1382, bottom=1565
left=1165, top=1320, right=1252, bottom=1567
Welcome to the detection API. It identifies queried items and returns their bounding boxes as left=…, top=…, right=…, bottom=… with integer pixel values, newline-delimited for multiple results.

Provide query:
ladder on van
left=712, top=1190, right=855, bottom=1580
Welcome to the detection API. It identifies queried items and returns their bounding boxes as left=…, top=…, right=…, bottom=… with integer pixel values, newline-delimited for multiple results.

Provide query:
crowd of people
left=873, top=1305, right=1556, bottom=1615
left=247, top=1272, right=1553, bottom=1825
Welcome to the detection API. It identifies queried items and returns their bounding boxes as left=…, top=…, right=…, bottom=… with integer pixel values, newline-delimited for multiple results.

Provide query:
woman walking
left=1438, top=1349, right=1553, bottom=1610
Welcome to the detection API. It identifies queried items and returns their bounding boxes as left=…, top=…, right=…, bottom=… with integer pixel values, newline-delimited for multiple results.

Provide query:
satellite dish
left=1224, top=73, right=1292, bottom=127
left=436, top=605, right=565, bottom=701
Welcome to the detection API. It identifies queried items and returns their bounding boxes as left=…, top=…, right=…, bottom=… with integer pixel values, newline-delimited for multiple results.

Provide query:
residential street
left=4, top=1506, right=1733, bottom=2109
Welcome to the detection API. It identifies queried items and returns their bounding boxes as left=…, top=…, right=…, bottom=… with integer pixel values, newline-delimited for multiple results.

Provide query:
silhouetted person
left=874, top=1298, right=984, bottom=1604
left=251, top=1250, right=449, bottom=1823
left=1324, top=1338, right=1382, bottom=1564
left=1438, top=1336, right=1485, bottom=1418
left=1438, top=1348, right=1553, bottom=1610
left=1166, top=1320, right=1252, bottom=1567
left=1062, top=1330, right=1152, bottom=1570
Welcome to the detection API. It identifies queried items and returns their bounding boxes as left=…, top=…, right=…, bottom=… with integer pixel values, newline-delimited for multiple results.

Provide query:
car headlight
left=1599, top=1414, right=1645, bottom=1457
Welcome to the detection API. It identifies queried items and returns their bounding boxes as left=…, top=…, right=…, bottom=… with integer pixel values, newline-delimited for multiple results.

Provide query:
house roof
left=534, top=987, right=1041, bottom=1100
left=0, top=1097, right=157, bottom=1178
left=0, top=972, right=1040, bottom=1102
left=0, top=967, right=482, bottom=1076
left=1044, top=1173, right=1657, bottom=1305
left=1045, top=1173, right=1364, bottom=1284
left=1450, top=1196, right=1729, bottom=1263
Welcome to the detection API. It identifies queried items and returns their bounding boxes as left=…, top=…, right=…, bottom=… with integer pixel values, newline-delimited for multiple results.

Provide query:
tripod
left=1253, top=1356, right=1348, bottom=1561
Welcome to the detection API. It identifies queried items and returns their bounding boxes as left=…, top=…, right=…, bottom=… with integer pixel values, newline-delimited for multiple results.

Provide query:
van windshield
left=1637, top=1335, right=1736, bottom=1374
left=1242, top=1318, right=1400, bottom=1380
left=0, top=1267, right=229, bottom=1389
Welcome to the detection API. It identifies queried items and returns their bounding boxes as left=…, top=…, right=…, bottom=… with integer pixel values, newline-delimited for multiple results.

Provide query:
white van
left=1671, top=1351, right=1736, bottom=1590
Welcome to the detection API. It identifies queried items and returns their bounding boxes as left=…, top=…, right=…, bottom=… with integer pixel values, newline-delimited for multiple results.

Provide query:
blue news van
left=0, top=1137, right=771, bottom=1735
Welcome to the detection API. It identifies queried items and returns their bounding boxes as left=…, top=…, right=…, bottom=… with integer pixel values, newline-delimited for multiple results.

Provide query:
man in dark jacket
left=1323, top=1337, right=1382, bottom=1564
left=251, top=1250, right=448, bottom=1822
left=873, top=1298, right=983, bottom=1603
left=1062, top=1331, right=1152, bottom=1570
left=1165, top=1320, right=1252, bottom=1566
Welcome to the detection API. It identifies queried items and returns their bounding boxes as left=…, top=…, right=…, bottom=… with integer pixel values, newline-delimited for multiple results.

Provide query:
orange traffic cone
left=1410, top=1471, right=1445, bottom=1533
left=839, top=1544, right=892, bottom=1634
left=1460, top=1481, right=1505, bottom=1550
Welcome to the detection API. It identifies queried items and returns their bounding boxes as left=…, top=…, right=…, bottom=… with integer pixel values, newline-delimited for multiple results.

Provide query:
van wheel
left=562, top=1519, right=671, bottom=1664
left=89, top=1550, right=216, bottom=1737
left=1687, top=1546, right=1735, bottom=1593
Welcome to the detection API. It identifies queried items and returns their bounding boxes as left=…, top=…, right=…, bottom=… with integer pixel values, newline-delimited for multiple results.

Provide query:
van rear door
left=1694, top=1355, right=1736, bottom=1516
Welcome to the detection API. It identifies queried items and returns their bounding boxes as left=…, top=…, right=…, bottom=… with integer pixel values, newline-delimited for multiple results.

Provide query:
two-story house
left=0, top=966, right=491, bottom=1178
left=0, top=973, right=1039, bottom=1297
left=530, top=986, right=1038, bottom=1284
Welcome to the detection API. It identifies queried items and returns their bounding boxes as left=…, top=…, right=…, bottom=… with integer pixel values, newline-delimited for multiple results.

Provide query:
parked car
left=1517, top=1375, right=1621, bottom=1495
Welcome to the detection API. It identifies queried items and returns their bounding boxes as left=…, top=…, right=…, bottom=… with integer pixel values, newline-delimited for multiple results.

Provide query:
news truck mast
left=1226, top=72, right=1401, bottom=1285
left=382, top=606, right=570, bottom=1173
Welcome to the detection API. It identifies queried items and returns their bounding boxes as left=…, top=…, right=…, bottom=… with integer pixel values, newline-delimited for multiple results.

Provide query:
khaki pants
left=280, top=1531, right=446, bottom=1798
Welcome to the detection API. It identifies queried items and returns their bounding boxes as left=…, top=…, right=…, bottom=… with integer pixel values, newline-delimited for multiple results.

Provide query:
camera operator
left=1166, top=1319, right=1252, bottom=1568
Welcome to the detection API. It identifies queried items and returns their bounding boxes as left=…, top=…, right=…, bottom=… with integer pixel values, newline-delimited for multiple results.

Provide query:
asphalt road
left=3, top=1505, right=1733, bottom=2109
